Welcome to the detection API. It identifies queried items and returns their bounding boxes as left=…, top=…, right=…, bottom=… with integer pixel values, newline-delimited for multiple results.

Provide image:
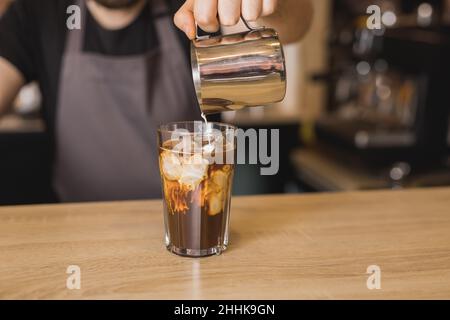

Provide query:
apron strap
left=65, top=0, right=86, bottom=53
left=152, top=0, right=183, bottom=53
left=151, top=0, right=170, bottom=17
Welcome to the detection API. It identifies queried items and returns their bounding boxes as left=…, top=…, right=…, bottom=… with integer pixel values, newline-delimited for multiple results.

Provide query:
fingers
left=241, top=0, right=262, bottom=21
left=218, top=0, right=241, bottom=26
left=194, top=0, right=220, bottom=33
left=174, top=0, right=277, bottom=39
left=174, top=0, right=196, bottom=39
left=262, top=0, right=277, bottom=16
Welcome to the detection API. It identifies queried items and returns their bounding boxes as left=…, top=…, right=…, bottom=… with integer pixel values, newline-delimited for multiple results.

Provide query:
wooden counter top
left=1, top=188, right=450, bottom=299
left=0, top=114, right=45, bottom=133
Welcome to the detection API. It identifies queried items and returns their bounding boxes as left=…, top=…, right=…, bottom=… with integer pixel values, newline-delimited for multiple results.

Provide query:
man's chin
left=92, top=0, right=143, bottom=9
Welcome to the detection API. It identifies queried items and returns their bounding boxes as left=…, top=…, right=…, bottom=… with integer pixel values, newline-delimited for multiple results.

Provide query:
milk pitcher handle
left=240, top=15, right=266, bottom=32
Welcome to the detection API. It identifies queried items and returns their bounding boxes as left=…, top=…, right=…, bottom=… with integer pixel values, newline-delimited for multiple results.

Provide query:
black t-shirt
left=0, top=0, right=189, bottom=132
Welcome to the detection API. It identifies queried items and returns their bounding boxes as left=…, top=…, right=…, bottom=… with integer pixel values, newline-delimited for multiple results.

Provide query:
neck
left=86, top=0, right=146, bottom=30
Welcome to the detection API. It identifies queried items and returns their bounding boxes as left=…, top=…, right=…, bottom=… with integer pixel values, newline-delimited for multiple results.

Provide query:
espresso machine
left=314, top=0, right=450, bottom=176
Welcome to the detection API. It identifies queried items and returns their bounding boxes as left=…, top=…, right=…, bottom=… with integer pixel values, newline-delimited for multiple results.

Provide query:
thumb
left=174, top=0, right=196, bottom=40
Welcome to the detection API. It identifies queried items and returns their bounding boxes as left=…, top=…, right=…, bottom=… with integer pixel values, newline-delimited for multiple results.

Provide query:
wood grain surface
left=1, top=188, right=450, bottom=299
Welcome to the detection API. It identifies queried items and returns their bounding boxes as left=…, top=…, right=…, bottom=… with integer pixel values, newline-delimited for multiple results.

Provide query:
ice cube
left=179, top=154, right=209, bottom=189
left=193, top=141, right=203, bottom=154
left=208, top=193, right=223, bottom=216
left=211, top=170, right=229, bottom=192
left=160, top=151, right=183, bottom=181
left=202, top=143, right=215, bottom=155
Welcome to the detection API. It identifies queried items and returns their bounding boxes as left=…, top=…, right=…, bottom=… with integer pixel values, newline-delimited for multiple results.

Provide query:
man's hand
left=174, top=0, right=278, bottom=40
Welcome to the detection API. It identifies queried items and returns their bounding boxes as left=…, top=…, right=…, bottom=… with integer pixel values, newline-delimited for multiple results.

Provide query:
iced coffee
left=158, top=122, right=236, bottom=257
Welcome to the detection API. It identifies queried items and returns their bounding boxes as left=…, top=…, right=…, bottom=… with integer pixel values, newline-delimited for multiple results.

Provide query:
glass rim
left=158, top=121, right=238, bottom=134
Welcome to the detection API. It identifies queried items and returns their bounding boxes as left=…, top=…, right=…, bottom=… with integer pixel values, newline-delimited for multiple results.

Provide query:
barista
left=0, top=0, right=313, bottom=202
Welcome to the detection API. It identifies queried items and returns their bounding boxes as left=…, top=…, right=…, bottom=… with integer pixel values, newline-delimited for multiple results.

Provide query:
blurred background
left=1, top=0, right=450, bottom=205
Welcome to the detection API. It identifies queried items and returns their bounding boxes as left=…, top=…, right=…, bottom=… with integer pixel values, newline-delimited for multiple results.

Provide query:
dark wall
left=0, top=132, right=56, bottom=205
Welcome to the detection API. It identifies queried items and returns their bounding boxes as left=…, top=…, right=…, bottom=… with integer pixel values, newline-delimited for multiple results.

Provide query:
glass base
left=166, top=244, right=227, bottom=258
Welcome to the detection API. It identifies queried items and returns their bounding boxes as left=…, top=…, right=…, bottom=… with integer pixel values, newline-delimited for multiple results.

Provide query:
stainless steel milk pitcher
left=191, top=19, right=287, bottom=114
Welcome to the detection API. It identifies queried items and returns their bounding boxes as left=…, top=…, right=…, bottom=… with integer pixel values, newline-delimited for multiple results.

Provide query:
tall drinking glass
left=158, top=121, right=236, bottom=257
